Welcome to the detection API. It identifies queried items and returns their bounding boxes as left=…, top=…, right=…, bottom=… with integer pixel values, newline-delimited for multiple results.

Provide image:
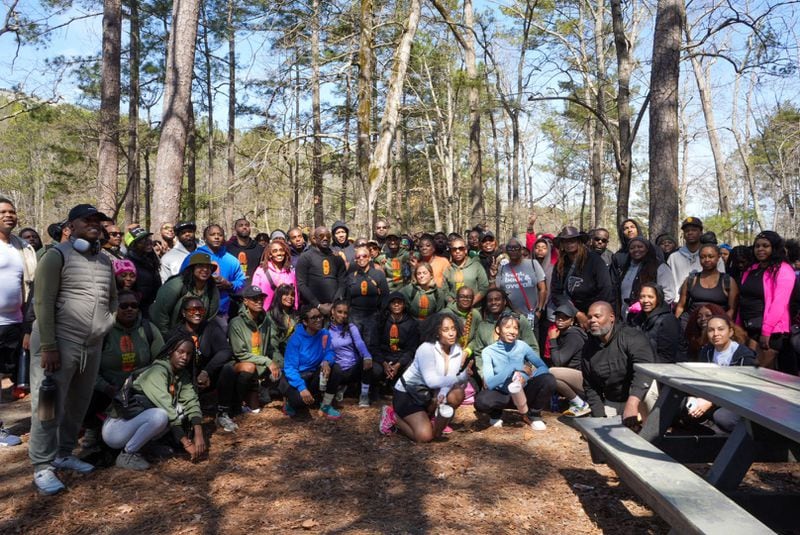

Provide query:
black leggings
left=279, top=365, right=343, bottom=410
left=474, top=373, right=556, bottom=418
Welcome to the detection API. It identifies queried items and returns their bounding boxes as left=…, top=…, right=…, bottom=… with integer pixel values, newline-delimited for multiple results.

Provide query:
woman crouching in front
left=379, top=312, right=470, bottom=442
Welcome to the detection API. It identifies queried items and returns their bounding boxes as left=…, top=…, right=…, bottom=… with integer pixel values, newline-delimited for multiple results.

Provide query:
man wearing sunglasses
left=589, top=228, right=613, bottom=267
left=101, top=225, right=125, bottom=260
left=444, top=237, right=489, bottom=306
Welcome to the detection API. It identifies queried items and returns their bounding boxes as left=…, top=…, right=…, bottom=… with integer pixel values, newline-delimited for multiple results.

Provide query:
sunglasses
left=118, top=302, right=140, bottom=310
left=506, top=245, right=521, bottom=251
left=451, top=246, right=467, bottom=251
left=376, top=225, right=388, bottom=229
left=593, top=237, right=609, bottom=243
left=355, top=254, right=370, bottom=259
left=108, top=232, right=122, bottom=237
left=184, top=306, right=206, bottom=315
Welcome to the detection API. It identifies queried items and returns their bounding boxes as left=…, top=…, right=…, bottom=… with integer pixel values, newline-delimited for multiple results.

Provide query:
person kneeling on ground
left=475, top=313, right=556, bottom=430
left=103, top=333, right=206, bottom=470
left=228, top=285, right=282, bottom=420
left=279, top=305, right=343, bottom=420
left=379, top=312, right=470, bottom=442
left=328, top=300, right=374, bottom=407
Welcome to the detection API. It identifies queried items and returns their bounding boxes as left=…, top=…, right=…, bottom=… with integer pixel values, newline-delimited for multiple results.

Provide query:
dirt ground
left=0, top=394, right=796, bottom=535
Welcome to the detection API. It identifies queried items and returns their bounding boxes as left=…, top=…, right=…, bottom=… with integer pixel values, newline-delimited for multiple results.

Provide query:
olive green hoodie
left=399, top=283, right=446, bottom=321
left=130, top=358, right=201, bottom=441
left=96, top=317, right=164, bottom=395
left=444, top=256, right=489, bottom=301
left=150, top=271, right=220, bottom=336
left=228, top=307, right=279, bottom=375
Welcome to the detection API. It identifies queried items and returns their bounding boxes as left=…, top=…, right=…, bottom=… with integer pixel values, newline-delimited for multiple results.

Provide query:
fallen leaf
left=301, top=519, right=319, bottom=529
left=117, top=505, right=134, bottom=514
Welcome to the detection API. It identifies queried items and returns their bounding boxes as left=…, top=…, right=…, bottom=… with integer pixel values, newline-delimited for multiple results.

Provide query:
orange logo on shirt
left=389, top=324, right=399, bottom=352
left=238, top=252, right=247, bottom=274
left=418, top=294, right=429, bottom=319
left=322, top=259, right=330, bottom=275
left=454, top=269, right=464, bottom=291
left=390, top=258, right=401, bottom=282
left=120, top=335, right=135, bottom=372
left=361, top=281, right=368, bottom=295
left=251, top=330, right=261, bottom=354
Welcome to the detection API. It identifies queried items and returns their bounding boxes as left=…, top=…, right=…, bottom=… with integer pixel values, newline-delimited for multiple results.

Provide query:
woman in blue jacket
left=279, top=305, right=343, bottom=419
left=475, top=313, right=556, bottom=431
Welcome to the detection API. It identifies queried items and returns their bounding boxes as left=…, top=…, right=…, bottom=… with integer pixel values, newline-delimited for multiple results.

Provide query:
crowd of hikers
left=1, top=196, right=799, bottom=496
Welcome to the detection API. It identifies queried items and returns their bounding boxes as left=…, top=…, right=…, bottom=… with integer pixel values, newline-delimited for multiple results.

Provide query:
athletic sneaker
left=215, top=412, right=238, bottom=433
left=335, top=386, right=346, bottom=403
left=379, top=405, right=396, bottom=435
left=241, top=405, right=260, bottom=414
left=563, top=401, right=591, bottom=418
left=530, top=417, right=547, bottom=431
left=320, top=404, right=342, bottom=420
left=0, top=423, right=21, bottom=447
left=358, top=393, right=370, bottom=407
left=488, top=418, right=503, bottom=428
left=34, top=466, right=65, bottom=495
left=115, top=451, right=150, bottom=471
left=431, top=417, right=453, bottom=435
left=79, top=428, right=99, bottom=449
left=282, top=401, right=296, bottom=418
left=53, top=455, right=95, bottom=473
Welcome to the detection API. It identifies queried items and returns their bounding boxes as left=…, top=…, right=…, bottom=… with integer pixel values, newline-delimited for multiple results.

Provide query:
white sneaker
left=215, top=412, right=239, bottom=433
left=34, top=467, right=66, bottom=495
left=358, top=393, right=370, bottom=407
left=530, top=417, right=547, bottom=431
left=489, top=418, right=503, bottom=428
left=53, top=455, right=95, bottom=473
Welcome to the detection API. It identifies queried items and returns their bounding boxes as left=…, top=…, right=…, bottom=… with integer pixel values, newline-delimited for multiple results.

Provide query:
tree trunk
left=291, top=58, right=301, bottom=227
left=201, top=3, right=214, bottom=221
left=225, top=0, right=236, bottom=230
left=356, top=0, right=374, bottom=230
left=124, top=0, right=140, bottom=226
left=423, top=143, right=442, bottom=231
left=340, top=66, right=352, bottom=221
left=464, top=0, right=483, bottom=226
left=489, top=108, right=501, bottom=236
left=98, top=0, right=122, bottom=217
left=610, top=0, right=632, bottom=230
left=186, top=100, right=197, bottom=220
left=732, top=68, right=765, bottom=231
left=310, top=0, right=323, bottom=226
left=153, top=0, right=200, bottom=232
left=688, top=51, right=731, bottom=217
left=648, top=0, right=683, bottom=239
left=361, top=0, right=421, bottom=230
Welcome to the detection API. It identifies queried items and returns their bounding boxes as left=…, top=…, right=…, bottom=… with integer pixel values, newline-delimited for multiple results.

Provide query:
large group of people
left=1, top=197, right=799, bottom=497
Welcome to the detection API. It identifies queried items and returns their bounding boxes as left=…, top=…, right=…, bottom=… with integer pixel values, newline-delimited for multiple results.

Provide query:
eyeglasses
left=506, top=245, right=521, bottom=251
left=451, top=246, right=467, bottom=251
left=306, top=314, right=324, bottom=322
left=355, top=254, right=370, bottom=259
left=498, top=311, right=520, bottom=320
left=457, top=294, right=473, bottom=300
left=118, top=302, right=140, bottom=310
left=593, top=237, right=609, bottom=243
left=184, top=306, right=206, bottom=315
left=108, top=232, right=122, bottom=237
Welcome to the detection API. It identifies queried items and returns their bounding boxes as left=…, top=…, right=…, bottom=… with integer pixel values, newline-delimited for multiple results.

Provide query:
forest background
left=0, top=0, right=799, bottom=245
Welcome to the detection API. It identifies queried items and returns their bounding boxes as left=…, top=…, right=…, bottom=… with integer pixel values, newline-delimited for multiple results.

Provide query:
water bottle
left=16, top=348, right=30, bottom=392
left=319, top=369, right=328, bottom=392
left=436, top=403, right=454, bottom=419
left=38, top=373, right=57, bottom=423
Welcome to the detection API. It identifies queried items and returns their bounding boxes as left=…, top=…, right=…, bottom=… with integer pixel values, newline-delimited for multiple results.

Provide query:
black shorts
left=392, top=388, right=429, bottom=419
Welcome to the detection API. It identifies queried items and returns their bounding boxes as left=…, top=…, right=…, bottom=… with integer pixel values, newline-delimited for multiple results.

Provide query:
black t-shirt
left=739, top=267, right=765, bottom=324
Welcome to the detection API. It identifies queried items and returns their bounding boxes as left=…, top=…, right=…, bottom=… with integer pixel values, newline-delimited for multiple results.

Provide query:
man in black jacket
left=581, top=301, right=654, bottom=429
left=226, top=218, right=264, bottom=280
left=296, top=226, right=347, bottom=315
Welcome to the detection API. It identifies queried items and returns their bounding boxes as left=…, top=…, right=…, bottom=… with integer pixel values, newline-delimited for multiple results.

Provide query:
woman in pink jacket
left=738, top=230, right=796, bottom=368
left=252, top=239, right=299, bottom=309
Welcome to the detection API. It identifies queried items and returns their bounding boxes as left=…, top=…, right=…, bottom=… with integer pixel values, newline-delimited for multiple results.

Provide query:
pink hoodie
left=252, top=262, right=299, bottom=310
left=740, top=261, right=795, bottom=337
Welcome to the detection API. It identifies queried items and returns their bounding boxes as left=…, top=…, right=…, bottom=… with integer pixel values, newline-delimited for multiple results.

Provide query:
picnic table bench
left=572, top=363, right=800, bottom=533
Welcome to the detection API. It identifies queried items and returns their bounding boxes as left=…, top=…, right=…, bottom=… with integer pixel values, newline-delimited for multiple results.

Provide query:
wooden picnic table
left=635, top=362, right=800, bottom=528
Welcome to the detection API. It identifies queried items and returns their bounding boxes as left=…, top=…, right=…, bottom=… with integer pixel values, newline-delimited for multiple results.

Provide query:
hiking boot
left=115, top=451, right=150, bottom=471
left=53, top=455, right=95, bottom=473
left=320, top=404, right=342, bottom=420
left=283, top=401, right=297, bottom=418
left=215, top=412, right=239, bottom=433
left=563, top=401, right=591, bottom=418
left=0, top=423, right=21, bottom=447
left=80, top=428, right=99, bottom=449
left=358, top=393, right=371, bottom=407
left=379, top=405, right=396, bottom=435
left=34, top=466, right=65, bottom=495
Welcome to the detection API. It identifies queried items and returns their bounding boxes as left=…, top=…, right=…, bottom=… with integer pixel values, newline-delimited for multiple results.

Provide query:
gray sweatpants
left=28, top=331, right=102, bottom=471
left=102, top=409, right=169, bottom=453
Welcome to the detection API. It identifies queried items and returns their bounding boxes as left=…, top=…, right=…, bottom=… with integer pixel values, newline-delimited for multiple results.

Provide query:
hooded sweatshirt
left=96, top=317, right=164, bottom=395
left=179, top=244, right=245, bottom=316
left=612, top=218, right=645, bottom=273
left=283, top=323, right=335, bottom=391
left=295, top=246, right=347, bottom=306
left=376, top=310, right=420, bottom=367
left=131, top=358, right=202, bottom=442
left=173, top=320, right=232, bottom=383
left=627, top=287, right=682, bottom=363
left=226, top=236, right=264, bottom=279
left=399, top=282, right=446, bottom=321
left=126, top=248, right=162, bottom=314
left=252, top=260, right=298, bottom=310
left=667, top=244, right=726, bottom=290
left=444, top=255, right=489, bottom=301
left=331, top=220, right=355, bottom=266
left=482, top=339, right=550, bottom=390
left=375, top=249, right=411, bottom=291
left=551, top=247, right=614, bottom=313
left=445, top=301, right=482, bottom=349
left=150, top=261, right=220, bottom=336
left=228, top=308, right=277, bottom=375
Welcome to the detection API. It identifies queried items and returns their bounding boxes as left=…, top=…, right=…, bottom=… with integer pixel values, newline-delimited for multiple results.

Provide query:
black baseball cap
left=680, top=217, right=703, bottom=230
left=67, top=204, right=111, bottom=222
left=241, top=285, right=266, bottom=299
left=174, top=221, right=197, bottom=233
